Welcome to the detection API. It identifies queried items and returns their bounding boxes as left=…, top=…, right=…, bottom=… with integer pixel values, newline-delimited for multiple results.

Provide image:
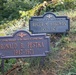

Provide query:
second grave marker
left=29, top=12, right=70, bottom=34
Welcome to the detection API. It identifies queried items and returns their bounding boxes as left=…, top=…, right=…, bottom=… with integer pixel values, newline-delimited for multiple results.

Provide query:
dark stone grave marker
left=0, top=30, right=50, bottom=59
left=29, top=12, right=70, bottom=34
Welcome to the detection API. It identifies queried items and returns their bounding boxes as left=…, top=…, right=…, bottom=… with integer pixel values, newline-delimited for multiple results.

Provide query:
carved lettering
left=14, top=49, right=23, bottom=55
left=25, top=49, right=34, bottom=55
left=32, top=21, right=66, bottom=27
left=0, top=43, right=17, bottom=49
left=14, top=49, right=34, bottom=55
left=28, top=42, right=44, bottom=48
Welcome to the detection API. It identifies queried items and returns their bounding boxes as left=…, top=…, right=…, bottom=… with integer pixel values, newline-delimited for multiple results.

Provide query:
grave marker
left=29, top=12, right=70, bottom=34
left=0, top=30, right=50, bottom=58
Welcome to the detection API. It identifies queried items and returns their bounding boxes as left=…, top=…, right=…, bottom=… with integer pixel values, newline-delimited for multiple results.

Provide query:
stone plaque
left=0, top=30, right=50, bottom=58
left=29, top=12, right=70, bottom=33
